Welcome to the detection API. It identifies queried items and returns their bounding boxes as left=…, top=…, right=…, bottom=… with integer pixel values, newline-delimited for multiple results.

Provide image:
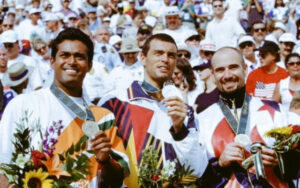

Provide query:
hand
left=261, top=147, right=278, bottom=167
left=219, top=142, right=245, bottom=167
left=163, top=96, right=187, bottom=133
left=90, top=131, right=112, bottom=162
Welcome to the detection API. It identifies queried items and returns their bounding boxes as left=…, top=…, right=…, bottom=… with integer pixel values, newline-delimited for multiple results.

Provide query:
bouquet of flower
left=264, top=125, right=300, bottom=179
left=264, top=125, right=300, bottom=152
left=138, top=146, right=199, bottom=188
left=0, top=111, right=94, bottom=187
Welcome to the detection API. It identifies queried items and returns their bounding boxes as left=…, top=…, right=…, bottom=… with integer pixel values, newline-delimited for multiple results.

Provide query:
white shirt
left=205, top=16, right=245, bottom=49
left=83, top=61, right=112, bottom=101
left=108, top=61, right=144, bottom=91
left=17, top=20, right=46, bottom=41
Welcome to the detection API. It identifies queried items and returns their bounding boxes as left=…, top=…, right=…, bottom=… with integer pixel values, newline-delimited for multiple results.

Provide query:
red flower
left=290, top=125, right=300, bottom=134
left=152, top=174, right=161, bottom=181
left=31, top=150, right=46, bottom=167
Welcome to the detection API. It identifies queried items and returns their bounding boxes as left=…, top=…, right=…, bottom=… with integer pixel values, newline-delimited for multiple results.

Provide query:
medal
left=82, top=120, right=99, bottom=138
left=234, top=134, right=251, bottom=147
left=162, top=83, right=183, bottom=100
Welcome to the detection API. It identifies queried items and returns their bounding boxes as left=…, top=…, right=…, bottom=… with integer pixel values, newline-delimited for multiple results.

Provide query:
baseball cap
left=193, top=60, right=211, bottom=70
left=145, top=16, right=157, bottom=28
left=1, top=30, right=18, bottom=43
left=274, top=22, right=286, bottom=32
left=259, top=40, right=279, bottom=53
left=138, top=24, right=151, bottom=34
left=164, top=6, right=179, bottom=16
left=109, top=35, right=122, bottom=46
left=29, top=8, right=41, bottom=15
left=238, top=35, right=255, bottom=46
left=184, top=30, right=200, bottom=42
left=44, top=14, right=58, bottom=22
left=103, top=17, right=111, bottom=22
left=200, top=39, right=216, bottom=52
left=279, top=33, right=296, bottom=44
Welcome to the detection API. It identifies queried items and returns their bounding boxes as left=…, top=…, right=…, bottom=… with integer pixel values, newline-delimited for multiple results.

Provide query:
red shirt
left=246, top=66, right=289, bottom=99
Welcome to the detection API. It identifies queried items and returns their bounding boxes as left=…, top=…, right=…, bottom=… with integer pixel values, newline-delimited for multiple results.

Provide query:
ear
left=50, top=57, right=55, bottom=69
left=140, top=52, right=146, bottom=67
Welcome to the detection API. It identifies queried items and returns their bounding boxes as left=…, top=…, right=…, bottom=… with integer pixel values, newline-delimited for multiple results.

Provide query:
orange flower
left=42, top=154, right=70, bottom=179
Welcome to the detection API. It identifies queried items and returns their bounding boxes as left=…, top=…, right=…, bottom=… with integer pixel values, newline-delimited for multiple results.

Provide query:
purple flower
left=42, top=120, right=64, bottom=156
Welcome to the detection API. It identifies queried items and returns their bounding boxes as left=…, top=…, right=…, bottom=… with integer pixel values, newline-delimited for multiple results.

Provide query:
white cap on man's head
left=164, top=6, right=179, bottom=16
left=1, top=30, right=18, bottom=43
left=184, top=30, right=199, bottom=42
left=145, top=16, right=157, bottom=28
left=238, top=35, right=255, bottom=46
left=274, top=22, right=286, bottom=32
left=44, top=14, right=58, bottom=22
left=109, top=35, right=122, bottom=46
left=200, top=39, right=216, bottom=51
left=29, top=8, right=41, bottom=15
left=16, top=4, right=24, bottom=10
left=279, top=33, right=296, bottom=44
left=103, top=17, right=111, bottom=22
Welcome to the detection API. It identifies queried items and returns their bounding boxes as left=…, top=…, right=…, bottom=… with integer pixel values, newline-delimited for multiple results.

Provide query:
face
left=62, top=0, right=70, bottom=8
left=50, top=40, right=91, bottom=89
left=259, top=52, right=277, bottom=67
left=134, top=15, right=144, bottom=27
left=200, top=50, right=214, bottom=60
left=185, top=37, right=200, bottom=48
left=141, top=39, right=177, bottom=88
left=212, top=49, right=246, bottom=93
left=122, top=52, right=138, bottom=65
left=2, top=18, right=14, bottom=31
left=95, top=28, right=110, bottom=43
left=0, top=48, right=8, bottom=70
left=239, top=42, right=255, bottom=58
left=177, top=50, right=191, bottom=60
left=252, top=23, right=266, bottom=42
left=4, top=42, right=19, bottom=59
left=197, top=67, right=212, bottom=81
left=30, top=12, right=41, bottom=23
left=172, top=67, right=183, bottom=86
left=286, top=56, right=300, bottom=78
left=212, top=1, right=224, bottom=16
left=279, top=42, right=295, bottom=57
left=165, top=15, right=181, bottom=30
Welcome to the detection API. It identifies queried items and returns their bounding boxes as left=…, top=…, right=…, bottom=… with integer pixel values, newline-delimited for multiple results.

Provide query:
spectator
left=1, top=17, right=14, bottom=32
left=205, top=0, right=245, bottom=49
left=251, top=20, right=267, bottom=48
left=278, top=33, right=296, bottom=68
left=193, top=60, right=218, bottom=113
left=246, top=41, right=289, bottom=99
left=246, top=0, right=264, bottom=29
left=273, top=53, right=300, bottom=113
left=237, top=35, right=260, bottom=75
left=268, top=0, right=289, bottom=24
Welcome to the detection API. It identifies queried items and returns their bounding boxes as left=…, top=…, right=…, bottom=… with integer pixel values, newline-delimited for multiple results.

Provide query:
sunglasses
left=239, top=42, right=253, bottom=49
left=282, top=42, right=295, bottom=47
left=254, top=28, right=266, bottom=32
left=203, top=51, right=214, bottom=56
left=4, top=43, right=14, bottom=48
left=287, top=61, right=300, bottom=66
left=178, top=53, right=191, bottom=59
left=3, top=24, right=13, bottom=28
left=213, top=4, right=222, bottom=8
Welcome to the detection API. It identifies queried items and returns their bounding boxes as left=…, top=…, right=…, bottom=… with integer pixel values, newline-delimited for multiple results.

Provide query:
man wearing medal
left=0, top=28, right=128, bottom=187
left=99, top=33, right=208, bottom=187
left=197, top=47, right=291, bottom=187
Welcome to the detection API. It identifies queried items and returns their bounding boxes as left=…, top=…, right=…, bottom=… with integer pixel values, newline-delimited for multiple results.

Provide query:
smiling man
left=198, top=47, right=290, bottom=187
left=99, top=33, right=208, bottom=187
left=0, top=28, right=128, bottom=187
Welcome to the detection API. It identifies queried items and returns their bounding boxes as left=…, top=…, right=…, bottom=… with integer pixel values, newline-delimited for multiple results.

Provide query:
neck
left=144, top=76, right=163, bottom=90
left=125, top=60, right=136, bottom=66
left=9, top=54, right=18, bottom=60
left=54, top=81, right=83, bottom=97
left=262, top=63, right=278, bottom=74
left=220, top=87, right=246, bottom=108
left=215, top=14, right=223, bottom=20
left=246, top=55, right=256, bottom=64
left=205, top=76, right=216, bottom=93
left=0, top=67, right=7, bottom=73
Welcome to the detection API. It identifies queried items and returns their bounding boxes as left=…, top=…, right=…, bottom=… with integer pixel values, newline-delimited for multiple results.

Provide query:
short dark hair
left=251, top=20, right=266, bottom=32
left=285, top=53, right=300, bottom=67
left=51, top=28, right=94, bottom=64
left=142, top=33, right=177, bottom=56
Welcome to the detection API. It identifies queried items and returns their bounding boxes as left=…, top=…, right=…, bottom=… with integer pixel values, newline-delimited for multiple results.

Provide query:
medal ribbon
left=50, top=84, right=95, bottom=121
left=141, top=81, right=160, bottom=93
left=218, top=93, right=251, bottom=134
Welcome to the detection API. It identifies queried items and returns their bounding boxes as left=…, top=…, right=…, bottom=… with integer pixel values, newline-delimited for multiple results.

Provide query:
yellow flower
left=265, top=127, right=293, bottom=137
left=23, top=168, right=53, bottom=188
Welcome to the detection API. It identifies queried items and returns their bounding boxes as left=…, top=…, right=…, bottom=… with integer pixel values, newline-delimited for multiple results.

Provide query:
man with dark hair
left=251, top=20, right=267, bottom=48
left=198, top=47, right=290, bottom=187
left=246, top=41, right=289, bottom=99
left=0, top=28, right=128, bottom=187
left=99, top=33, right=208, bottom=187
